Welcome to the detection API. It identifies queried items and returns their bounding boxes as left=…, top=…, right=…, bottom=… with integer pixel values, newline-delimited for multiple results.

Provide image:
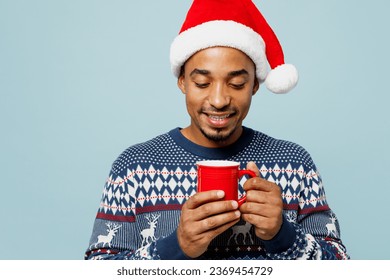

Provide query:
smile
left=208, top=114, right=231, bottom=121
left=204, top=112, right=235, bottom=128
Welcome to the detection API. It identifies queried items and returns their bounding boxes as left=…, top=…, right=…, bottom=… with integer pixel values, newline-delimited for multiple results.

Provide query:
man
left=85, top=0, right=349, bottom=260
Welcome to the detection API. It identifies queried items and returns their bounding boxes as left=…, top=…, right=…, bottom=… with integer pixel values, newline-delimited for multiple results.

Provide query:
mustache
left=200, top=106, right=238, bottom=114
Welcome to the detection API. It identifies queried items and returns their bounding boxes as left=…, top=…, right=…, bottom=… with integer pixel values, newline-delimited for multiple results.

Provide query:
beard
left=199, top=125, right=238, bottom=143
left=197, top=106, right=241, bottom=143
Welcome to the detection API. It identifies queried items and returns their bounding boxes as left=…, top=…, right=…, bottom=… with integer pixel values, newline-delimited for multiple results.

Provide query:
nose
left=208, top=83, right=230, bottom=109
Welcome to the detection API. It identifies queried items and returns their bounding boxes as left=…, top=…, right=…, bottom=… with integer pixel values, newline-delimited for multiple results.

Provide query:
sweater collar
left=169, top=126, right=254, bottom=159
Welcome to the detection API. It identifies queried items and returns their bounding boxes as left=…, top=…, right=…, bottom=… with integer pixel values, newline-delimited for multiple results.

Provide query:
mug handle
left=237, top=169, right=257, bottom=206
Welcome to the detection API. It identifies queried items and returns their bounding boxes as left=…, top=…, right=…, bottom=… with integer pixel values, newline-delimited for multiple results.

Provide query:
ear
left=252, top=78, right=260, bottom=96
left=177, top=74, right=186, bottom=94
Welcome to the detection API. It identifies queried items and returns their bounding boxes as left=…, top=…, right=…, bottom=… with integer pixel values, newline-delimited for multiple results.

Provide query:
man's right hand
left=177, top=190, right=241, bottom=258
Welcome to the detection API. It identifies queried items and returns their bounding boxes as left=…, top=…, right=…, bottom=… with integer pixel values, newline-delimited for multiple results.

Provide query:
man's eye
left=195, top=82, right=209, bottom=88
left=230, top=83, right=245, bottom=89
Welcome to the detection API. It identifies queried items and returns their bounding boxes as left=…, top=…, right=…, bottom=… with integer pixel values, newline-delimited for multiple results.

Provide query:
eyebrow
left=189, top=68, right=210, bottom=77
left=189, top=68, right=249, bottom=77
left=228, top=69, right=249, bottom=77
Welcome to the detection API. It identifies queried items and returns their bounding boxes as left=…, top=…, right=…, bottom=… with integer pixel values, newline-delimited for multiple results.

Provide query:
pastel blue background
left=1, top=0, right=389, bottom=260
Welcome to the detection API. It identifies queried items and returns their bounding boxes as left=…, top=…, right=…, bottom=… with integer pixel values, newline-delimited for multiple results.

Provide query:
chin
left=201, top=126, right=236, bottom=143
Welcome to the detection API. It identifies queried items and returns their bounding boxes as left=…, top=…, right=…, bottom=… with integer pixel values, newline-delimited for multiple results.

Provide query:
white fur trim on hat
left=170, top=20, right=268, bottom=82
left=265, top=64, right=298, bottom=94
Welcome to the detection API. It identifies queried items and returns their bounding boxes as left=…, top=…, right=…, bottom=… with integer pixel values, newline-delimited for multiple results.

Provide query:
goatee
left=199, top=127, right=237, bottom=144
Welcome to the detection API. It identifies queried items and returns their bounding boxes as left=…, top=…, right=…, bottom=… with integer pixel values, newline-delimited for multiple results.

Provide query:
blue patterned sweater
left=85, top=127, right=349, bottom=260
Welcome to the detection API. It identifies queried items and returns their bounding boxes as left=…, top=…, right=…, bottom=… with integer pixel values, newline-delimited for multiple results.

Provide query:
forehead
left=184, top=47, right=256, bottom=75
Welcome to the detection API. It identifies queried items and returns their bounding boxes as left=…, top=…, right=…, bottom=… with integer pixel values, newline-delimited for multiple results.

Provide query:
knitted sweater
left=85, top=127, right=349, bottom=260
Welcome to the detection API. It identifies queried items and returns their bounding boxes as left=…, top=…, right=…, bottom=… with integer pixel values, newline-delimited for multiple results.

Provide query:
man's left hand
left=239, top=161, right=283, bottom=240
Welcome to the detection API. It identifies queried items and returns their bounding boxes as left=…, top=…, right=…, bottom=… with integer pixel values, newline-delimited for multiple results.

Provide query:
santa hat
left=170, top=0, right=298, bottom=94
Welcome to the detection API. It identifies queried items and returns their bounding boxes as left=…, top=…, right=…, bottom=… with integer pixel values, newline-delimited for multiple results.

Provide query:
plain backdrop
left=1, top=0, right=389, bottom=260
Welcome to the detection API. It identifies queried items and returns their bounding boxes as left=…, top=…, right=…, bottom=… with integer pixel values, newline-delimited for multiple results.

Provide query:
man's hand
left=177, top=190, right=241, bottom=258
left=239, top=161, right=283, bottom=240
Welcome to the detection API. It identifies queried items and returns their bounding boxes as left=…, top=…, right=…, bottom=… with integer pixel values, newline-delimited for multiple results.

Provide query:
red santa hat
left=170, top=0, right=298, bottom=94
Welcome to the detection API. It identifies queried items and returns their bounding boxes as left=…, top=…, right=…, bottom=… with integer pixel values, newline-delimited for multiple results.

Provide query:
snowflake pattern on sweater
left=85, top=127, right=349, bottom=260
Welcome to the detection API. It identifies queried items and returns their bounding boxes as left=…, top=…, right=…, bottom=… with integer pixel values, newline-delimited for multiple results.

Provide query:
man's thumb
left=246, top=161, right=260, bottom=177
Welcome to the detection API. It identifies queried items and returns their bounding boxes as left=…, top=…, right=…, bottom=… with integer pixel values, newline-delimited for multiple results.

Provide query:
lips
left=205, top=112, right=234, bottom=127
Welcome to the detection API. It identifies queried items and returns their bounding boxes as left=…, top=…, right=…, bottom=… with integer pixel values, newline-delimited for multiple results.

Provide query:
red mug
left=196, top=160, right=256, bottom=206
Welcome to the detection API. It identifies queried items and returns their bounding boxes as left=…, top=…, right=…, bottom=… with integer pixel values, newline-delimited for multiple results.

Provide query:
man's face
left=178, top=47, right=259, bottom=148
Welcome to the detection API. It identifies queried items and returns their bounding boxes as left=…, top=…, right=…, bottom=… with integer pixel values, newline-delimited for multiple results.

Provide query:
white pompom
left=265, top=64, right=299, bottom=94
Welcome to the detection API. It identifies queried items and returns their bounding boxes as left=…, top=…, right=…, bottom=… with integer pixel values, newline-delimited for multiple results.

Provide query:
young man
left=85, top=0, right=349, bottom=260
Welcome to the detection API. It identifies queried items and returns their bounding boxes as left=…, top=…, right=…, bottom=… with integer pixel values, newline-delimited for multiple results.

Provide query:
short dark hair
left=179, top=64, right=185, bottom=77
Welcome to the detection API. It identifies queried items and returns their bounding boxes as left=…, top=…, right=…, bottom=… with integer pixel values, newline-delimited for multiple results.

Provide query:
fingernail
left=231, top=200, right=238, bottom=209
left=216, top=190, right=225, bottom=198
left=234, top=210, right=241, bottom=217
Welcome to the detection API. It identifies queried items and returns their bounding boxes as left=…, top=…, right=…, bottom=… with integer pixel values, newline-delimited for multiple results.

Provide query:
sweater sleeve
left=84, top=166, right=190, bottom=260
left=85, top=230, right=188, bottom=260
left=261, top=158, right=349, bottom=260
left=156, top=230, right=191, bottom=260
left=294, top=163, right=349, bottom=260
left=84, top=168, right=143, bottom=260
left=260, top=211, right=349, bottom=260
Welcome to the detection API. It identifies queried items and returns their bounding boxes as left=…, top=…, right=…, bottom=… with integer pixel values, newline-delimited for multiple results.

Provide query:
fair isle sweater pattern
left=85, top=127, right=349, bottom=260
